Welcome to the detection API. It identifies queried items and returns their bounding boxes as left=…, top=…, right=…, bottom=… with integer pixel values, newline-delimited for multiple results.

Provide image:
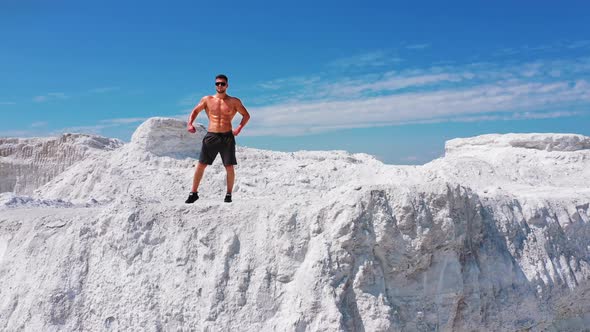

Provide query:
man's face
left=215, top=79, right=228, bottom=93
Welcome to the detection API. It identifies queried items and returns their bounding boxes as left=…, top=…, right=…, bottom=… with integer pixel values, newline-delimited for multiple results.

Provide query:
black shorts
left=198, top=131, right=237, bottom=166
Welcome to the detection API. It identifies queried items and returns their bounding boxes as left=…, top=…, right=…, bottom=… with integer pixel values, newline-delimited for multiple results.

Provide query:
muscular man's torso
left=204, top=95, right=239, bottom=133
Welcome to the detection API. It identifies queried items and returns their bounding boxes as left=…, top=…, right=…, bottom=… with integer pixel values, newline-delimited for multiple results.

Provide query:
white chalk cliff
left=0, top=117, right=589, bottom=331
left=0, top=134, right=123, bottom=195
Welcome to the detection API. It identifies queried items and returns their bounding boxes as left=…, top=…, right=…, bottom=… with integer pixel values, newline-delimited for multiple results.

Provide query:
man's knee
left=224, top=165, right=234, bottom=171
left=197, top=162, right=208, bottom=169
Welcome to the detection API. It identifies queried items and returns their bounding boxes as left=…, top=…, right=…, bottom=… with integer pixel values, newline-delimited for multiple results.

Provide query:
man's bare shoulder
left=229, top=96, right=243, bottom=104
left=199, top=95, right=213, bottom=104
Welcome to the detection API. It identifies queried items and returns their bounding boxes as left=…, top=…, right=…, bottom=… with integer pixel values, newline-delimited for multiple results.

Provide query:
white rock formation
left=0, top=133, right=123, bottom=195
left=0, top=118, right=589, bottom=331
left=130, top=117, right=206, bottom=158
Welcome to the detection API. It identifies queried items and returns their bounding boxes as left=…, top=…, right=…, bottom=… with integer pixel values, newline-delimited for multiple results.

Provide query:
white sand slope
left=0, top=117, right=589, bottom=331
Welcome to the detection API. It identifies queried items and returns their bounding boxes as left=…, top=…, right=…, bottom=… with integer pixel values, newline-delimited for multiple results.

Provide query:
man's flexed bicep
left=187, top=97, right=208, bottom=133
left=233, top=98, right=250, bottom=136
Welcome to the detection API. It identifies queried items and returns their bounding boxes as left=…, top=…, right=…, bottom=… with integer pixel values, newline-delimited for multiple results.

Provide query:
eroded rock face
left=2, top=184, right=588, bottom=331
left=0, top=120, right=589, bottom=331
left=0, top=134, right=123, bottom=195
left=129, top=117, right=206, bottom=158
left=445, top=133, right=590, bottom=153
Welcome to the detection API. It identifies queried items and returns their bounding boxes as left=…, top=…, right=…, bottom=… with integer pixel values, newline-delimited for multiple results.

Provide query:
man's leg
left=192, top=162, right=208, bottom=192
left=225, top=165, right=235, bottom=194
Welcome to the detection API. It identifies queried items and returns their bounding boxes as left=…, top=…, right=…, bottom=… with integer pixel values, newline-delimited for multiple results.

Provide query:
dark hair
left=215, top=74, right=228, bottom=82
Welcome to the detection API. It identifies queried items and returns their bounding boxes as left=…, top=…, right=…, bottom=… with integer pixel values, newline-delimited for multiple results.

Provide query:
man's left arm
left=233, top=98, right=250, bottom=136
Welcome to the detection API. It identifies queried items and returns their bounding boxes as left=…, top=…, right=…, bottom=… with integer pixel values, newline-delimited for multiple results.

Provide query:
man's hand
left=187, top=124, right=196, bottom=133
left=234, top=124, right=244, bottom=136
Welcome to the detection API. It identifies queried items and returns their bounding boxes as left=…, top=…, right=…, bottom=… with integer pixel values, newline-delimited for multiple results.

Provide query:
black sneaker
left=224, top=193, right=232, bottom=203
left=185, top=192, right=199, bottom=204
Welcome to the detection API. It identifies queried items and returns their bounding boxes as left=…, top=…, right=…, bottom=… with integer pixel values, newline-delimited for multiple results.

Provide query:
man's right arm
left=187, top=97, right=207, bottom=133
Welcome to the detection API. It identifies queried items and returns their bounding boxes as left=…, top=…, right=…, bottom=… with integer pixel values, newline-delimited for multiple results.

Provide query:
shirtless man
left=185, top=74, right=250, bottom=203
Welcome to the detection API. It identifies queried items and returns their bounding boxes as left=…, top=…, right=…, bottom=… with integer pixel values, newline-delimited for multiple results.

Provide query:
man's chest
left=207, top=99, right=234, bottom=115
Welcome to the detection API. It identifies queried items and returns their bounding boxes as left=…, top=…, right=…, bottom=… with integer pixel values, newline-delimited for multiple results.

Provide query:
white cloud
left=568, top=40, right=590, bottom=49
left=243, top=78, right=590, bottom=136
left=329, top=51, right=403, bottom=69
left=4, top=116, right=179, bottom=139
left=406, top=43, right=430, bottom=50
left=257, top=76, right=321, bottom=90
left=30, top=121, right=48, bottom=128
left=52, top=117, right=150, bottom=137
left=89, top=87, right=120, bottom=94
left=33, top=92, right=68, bottom=103
left=99, top=117, right=147, bottom=125
left=178, top=93, right=203, bottom=106
left=410, top=111, right=583, bottom=125
left=493, top=40, right=590, bottom=57
left=325, top=72, right=474, bottom=97
left=52, top=124, right=108, bottom=136
left=173, top=112, right=190, bottom=121
left=0, top=129, right=39, bottom=137
left=52, top=114, right=192, bottom=137
left=252, top=56, right=590, bottom=106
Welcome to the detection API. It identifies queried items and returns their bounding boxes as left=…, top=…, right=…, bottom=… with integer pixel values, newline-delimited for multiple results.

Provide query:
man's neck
left=215, top=92, right=228, bottom=99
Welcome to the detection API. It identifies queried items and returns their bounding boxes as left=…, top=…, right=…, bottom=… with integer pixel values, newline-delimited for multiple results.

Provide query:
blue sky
left=2, top=1, right=590, bottom=164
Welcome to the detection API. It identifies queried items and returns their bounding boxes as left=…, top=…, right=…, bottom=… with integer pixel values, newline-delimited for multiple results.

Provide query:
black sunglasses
left=215, top=82, right=227, bottom=87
